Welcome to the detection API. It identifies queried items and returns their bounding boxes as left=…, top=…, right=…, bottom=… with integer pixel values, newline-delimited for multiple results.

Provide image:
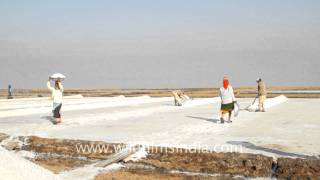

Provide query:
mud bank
left=95, top=169, right=243, bottom=180
left=2, top=87, right=320, bottom=99
left=23, top=136, right=124, bottom=159
left=276, top=158, right=320, bottom=179
left=134, top=148, right=272, bottom=177
left=1, top=134, right=319, bottom=179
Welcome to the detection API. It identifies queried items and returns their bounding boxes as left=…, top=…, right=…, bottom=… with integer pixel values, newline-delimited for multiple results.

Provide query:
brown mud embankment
left=1, top=86, right=320, bottom=99
left=1, top=134, right=319, bottom=179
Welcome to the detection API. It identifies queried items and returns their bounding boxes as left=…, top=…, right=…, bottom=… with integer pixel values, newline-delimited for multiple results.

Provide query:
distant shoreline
left=1, top=86, right=320, bottom=99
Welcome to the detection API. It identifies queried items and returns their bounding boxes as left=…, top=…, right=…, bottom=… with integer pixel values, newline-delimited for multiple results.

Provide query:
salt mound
left=248, top=95, right=288, bottom=111
left=0, top=146, right=59, bottom=180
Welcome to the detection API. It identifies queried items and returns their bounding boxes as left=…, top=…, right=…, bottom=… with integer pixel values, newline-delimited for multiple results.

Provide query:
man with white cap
left=256, top=78, right=267, bottom=112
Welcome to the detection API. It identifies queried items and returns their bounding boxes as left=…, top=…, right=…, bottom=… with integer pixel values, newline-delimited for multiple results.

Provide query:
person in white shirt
left=47, top=78, right=64, bottom=124
left=219, top=77, right=236, bottom=123
left=172, top=90, right=190, bottom=106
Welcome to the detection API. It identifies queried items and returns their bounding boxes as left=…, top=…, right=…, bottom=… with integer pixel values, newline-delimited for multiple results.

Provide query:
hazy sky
left=0, top=0, right=319, bottom=88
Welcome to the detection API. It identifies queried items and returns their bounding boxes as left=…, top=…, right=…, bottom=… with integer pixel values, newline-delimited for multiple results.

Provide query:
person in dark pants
left=7, top=84, right=13, bottom=99
left=47, top=79, right=64, bottom=124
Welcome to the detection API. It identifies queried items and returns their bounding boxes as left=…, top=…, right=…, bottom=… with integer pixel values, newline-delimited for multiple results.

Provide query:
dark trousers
left=53, top=103, right=62, bottom=118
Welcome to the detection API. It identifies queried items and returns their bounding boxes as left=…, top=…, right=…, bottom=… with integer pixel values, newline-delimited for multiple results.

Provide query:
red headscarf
left=223, top=79, right=229, bottom=89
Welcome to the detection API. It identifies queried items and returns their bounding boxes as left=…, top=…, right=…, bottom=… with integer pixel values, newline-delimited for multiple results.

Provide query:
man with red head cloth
left=219, top=76, right=237, bottom=123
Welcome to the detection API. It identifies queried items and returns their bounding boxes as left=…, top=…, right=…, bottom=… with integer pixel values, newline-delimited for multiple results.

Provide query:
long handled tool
left=241, top=96, right=258, bottom=111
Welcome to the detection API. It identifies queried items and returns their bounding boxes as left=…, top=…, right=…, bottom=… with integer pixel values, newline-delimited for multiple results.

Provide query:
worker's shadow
left=186, top=116, right=220, bottom=123
left=41, top=116, right=56, bottom=124
left=227, top=141, right=317, bottom=159
left=164, top=104, right=176, bottom=106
